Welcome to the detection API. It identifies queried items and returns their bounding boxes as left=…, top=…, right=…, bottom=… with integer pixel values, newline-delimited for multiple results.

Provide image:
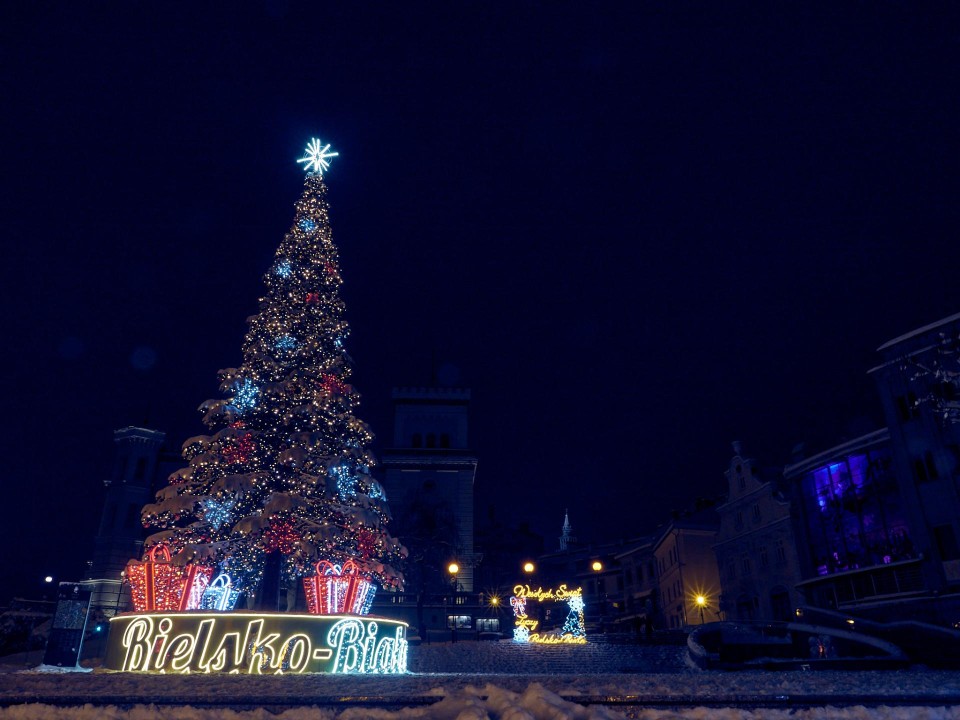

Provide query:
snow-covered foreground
left=2, top=684, right=960, bottom=720
left=1, top=641, right=958, bottom=719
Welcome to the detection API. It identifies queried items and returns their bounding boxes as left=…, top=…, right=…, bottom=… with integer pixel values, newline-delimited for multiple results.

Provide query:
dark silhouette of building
left=867, top=311, right=960, bottom=622
left=85, top=426, right=166, bottom=613
left=775, top=312, right=960, bottom=626
left=714, top=442, right=803, bottom=622
left=381, top=387, right=478, bottom=592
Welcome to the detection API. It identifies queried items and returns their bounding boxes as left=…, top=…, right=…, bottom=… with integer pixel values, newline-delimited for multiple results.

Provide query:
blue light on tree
left=275, top=335, right=298, bottom=352
left=297, top=138, right=338, bottom=175
left=298, top=218, right=316, bottom=233
left=231, top=378, right=260, bottom=413
left=329, top=463, right=356, bottom=498
left=202, top=498, right=236, bottom=530
left=275, top=260, right=293, bottom=277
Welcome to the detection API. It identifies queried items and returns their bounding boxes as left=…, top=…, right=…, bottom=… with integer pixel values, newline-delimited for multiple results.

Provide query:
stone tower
left=86, top=426, right=165, bottom=612
left=381, top=387, right=478, bottom=592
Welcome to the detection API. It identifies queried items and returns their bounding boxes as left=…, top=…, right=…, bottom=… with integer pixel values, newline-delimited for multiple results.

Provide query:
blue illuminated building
left=785, top=430, right=921, bottom=612
left=783, top=311, right=960, bottom=624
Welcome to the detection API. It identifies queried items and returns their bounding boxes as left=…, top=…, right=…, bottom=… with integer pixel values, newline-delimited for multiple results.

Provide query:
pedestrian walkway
left=409, top=637, right=689, bottom=674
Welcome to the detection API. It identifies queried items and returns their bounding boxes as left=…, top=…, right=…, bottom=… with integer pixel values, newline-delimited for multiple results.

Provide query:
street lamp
left=42, top=575, right=55, bottom=602
left=447, top=562, right=460, bottom=643
left=591, top=561, right=606, bottom=628
left=695, top=594, right=707, bottom=624
left=523, top=561, right=535, bottom=575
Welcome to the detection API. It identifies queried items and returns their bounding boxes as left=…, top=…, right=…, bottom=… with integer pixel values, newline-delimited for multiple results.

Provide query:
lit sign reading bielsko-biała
left=104, top=612, right=408, bottom=674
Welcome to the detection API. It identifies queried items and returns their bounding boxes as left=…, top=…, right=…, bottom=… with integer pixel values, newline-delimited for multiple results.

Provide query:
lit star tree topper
left=297, top=138, right=339, bottom=175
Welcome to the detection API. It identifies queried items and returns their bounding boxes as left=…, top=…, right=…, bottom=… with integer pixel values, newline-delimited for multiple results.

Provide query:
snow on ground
left=1, top=640, right=959, bottom=719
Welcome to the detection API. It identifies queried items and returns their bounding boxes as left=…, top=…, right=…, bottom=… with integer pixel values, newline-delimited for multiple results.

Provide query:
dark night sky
left=2, top=2, right=959, bottom=600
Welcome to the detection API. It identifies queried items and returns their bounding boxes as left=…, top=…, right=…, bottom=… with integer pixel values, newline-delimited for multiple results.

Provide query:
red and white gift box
left=303, top=559, right=376, bottom=615
left=125, top=545, right=212, bottom=612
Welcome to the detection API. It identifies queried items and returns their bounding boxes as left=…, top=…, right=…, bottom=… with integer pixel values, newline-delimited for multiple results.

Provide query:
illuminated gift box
left=125, top=545, right=213, bottom=612
left=179, top=564, right=214, bottom=611
left=303, top=559, right=376, bottom=615
left=200, top=573, right=241, bottom=611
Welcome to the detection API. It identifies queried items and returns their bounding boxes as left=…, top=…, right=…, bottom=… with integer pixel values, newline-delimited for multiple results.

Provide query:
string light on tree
left=230, top=378, right=260, bottom=413
left=203, top=497, right=236, bottom=530
left=275, top=335, right=298, bottom=352
left=262, top=521, right=300, bottom=554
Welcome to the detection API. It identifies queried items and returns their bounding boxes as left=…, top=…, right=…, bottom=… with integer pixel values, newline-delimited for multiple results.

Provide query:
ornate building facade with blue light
left=785, top=429, right=921, bottom=612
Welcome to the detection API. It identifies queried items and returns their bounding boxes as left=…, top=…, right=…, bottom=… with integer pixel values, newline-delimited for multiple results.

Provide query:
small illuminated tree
left=140, top=139, right=405, bottom=607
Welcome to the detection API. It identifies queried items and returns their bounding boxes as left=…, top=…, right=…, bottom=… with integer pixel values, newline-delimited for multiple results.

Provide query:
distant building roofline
left=113, top=426, right=166, bottom=441
left=783, top=427, right=889, bottom=478
left=876, top=310, right=960, bottom=352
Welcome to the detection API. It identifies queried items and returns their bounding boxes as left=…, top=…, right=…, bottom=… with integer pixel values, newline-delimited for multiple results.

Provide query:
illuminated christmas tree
left=138, top=139, right=405, bottom=610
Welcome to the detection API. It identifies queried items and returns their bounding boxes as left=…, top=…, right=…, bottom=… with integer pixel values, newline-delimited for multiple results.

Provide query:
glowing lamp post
left=696, top=594, right=707, bottom=624
left=591, top=561, right=603, bottom=572
left=447, top=562, right=460, bottom=643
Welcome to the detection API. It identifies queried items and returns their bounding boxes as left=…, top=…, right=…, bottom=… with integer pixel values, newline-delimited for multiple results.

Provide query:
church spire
left=559, top=509, right=576, bottom=551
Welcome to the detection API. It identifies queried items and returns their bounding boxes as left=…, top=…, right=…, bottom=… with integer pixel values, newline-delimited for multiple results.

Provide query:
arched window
left=412, top=433, right=422, bottom=448
left=440, top=433, right=451, bottom=448
left=426, top=433, right=437, bottom=448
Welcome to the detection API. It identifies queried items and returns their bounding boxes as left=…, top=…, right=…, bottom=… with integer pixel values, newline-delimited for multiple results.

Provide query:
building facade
left=714, top=442, right=803, bottom=622
left=653, top=512, right=721, bottom=629
left=612, top=538, right=658, bottom=633
left=784, top=429, right=922, bottom=613
left=868, top=312, right=960, bottom=620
